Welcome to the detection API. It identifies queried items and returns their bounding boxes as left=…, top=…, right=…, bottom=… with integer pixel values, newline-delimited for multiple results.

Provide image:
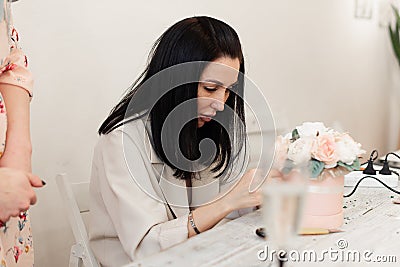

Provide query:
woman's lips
left=200, top=115, right=213, bottom=122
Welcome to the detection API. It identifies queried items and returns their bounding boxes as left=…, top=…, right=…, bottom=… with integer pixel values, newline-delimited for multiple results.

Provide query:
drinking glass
left=262, top=170, right=307, bottom=267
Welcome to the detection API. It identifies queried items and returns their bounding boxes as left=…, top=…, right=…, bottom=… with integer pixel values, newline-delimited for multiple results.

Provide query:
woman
left=89, top=16, right=261, bottom=266
left=0, top=0, right=42, bottom=266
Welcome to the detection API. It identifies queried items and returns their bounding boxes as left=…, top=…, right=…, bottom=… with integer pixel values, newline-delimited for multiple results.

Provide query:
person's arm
left=93, top=129, right=262, bottom=261
left=0, top=47, right=34, bottom=171
left=187, top=169, right=262, bottom=237
left=92, top=129, right=190, bottom=262
left=0, top=83, right=31, bottom=171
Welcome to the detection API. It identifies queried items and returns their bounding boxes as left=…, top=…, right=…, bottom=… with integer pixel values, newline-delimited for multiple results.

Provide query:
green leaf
left=391, top=4, right=400, bottom=30
left=389, top=26, right=400, bottom=66
left=338, top=158, right=361, bottom=172
left=282, top=159, right=295, bottom=174
left=389, top=5, right=400, bottom=66
left=337, top=161, right=353, bottom=172
left=351, top=158, right=361, bottom=170
left=291, top=129, right=300, bottom=141
left=308, top=159, right=325, bottom=179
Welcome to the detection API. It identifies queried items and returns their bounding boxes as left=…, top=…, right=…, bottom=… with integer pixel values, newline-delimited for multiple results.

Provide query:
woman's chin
left=197, top=120, right=205, bottom=128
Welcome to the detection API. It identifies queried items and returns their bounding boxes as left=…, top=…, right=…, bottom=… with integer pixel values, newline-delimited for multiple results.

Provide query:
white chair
left=55, top=174, right=100, bottom=267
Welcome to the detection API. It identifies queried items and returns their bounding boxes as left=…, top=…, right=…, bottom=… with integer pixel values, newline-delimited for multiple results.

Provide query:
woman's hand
left=187, top=169, right=263, bottom=237
left=0, top=167, right=43, bottom=223
left=219, top=169, right=263, bottom=212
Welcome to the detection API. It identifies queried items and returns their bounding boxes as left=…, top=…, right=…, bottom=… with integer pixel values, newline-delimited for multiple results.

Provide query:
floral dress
left=0, top=1, right=34, bottom=266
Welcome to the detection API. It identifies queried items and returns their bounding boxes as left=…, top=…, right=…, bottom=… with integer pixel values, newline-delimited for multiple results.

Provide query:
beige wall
left=10, top=0, right=399, bottom=266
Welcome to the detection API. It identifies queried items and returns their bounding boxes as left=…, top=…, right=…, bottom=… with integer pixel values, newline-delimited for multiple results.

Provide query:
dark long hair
left=99, top=16, right=246, bottom=180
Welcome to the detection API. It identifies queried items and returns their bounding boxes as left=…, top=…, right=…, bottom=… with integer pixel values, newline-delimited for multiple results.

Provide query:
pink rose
left=311, top=133, right=338, bottom=168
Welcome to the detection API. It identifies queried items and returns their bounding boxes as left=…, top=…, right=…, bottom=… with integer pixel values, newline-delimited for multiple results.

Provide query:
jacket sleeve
left=94, top=129, right=188, bottom=261
left=0, top=3, right=33, bottom=97
left=0, top=48, right=33, bottom=97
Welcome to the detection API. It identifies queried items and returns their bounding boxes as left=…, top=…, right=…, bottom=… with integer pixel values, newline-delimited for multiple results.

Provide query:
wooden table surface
left=126, top=187, right=400, bottom=267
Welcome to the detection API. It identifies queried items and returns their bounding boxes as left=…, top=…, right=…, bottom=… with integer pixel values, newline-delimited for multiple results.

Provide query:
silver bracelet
left=188, top=210, right=201, bottom=234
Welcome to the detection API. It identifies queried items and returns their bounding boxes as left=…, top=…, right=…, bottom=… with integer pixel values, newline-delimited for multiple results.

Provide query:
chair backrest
left=56, top=174, right=99, bottom=267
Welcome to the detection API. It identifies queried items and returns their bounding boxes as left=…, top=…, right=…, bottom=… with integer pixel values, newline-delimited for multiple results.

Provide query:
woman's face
left=197, top=57, right=240, bottom=128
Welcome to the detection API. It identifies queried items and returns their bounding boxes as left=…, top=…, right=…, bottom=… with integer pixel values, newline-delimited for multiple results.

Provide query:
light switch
left=355, top=0, right=374, bottom=19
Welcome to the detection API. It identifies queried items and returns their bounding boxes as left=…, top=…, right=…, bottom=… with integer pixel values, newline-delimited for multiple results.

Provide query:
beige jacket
left=89, top=118, right=248, bottom=267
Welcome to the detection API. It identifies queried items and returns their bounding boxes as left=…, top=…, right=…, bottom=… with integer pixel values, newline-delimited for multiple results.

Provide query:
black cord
left=385, top=152, right=400, bottom=162
left=344, top=175, right=400, bottom=197
left=371, top=149, right=379, bottom=161
left=360, top=149, right=379, bottom=166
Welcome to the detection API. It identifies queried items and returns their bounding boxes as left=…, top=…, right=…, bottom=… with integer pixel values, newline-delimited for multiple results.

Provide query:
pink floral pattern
left=0, top=212, right=34, bottom=267
left=0, top=1, right=34, bottom=266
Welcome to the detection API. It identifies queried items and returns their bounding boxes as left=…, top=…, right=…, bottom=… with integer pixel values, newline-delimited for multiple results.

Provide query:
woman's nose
left=211, top=100, right=224, bottom=111
left=209, top=89, right=227, bottom=112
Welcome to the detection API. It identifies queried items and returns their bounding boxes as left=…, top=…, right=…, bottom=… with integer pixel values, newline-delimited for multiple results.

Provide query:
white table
left=126, top=187, right=400, bottom=267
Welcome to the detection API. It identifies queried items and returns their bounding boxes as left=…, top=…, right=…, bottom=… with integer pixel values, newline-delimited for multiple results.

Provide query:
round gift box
left=301, top=175, right=344, bottom=229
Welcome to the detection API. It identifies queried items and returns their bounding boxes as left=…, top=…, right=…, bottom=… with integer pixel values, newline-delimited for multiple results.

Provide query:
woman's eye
left=204, top=86, right=217, bottom=92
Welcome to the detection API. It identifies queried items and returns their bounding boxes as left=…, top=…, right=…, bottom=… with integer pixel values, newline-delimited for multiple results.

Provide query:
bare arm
left=0, top=84, right=31, bottom=171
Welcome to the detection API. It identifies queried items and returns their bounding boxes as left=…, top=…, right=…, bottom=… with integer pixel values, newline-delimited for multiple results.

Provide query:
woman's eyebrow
left=201, top=79, right=239, bottom=88
left=201, top=79, right=224, bottom=86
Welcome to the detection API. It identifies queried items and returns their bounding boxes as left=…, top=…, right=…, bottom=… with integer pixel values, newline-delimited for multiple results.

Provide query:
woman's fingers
left=28, top=188, right=37, bottom=205
left=27, top=173, right=44, bottom=188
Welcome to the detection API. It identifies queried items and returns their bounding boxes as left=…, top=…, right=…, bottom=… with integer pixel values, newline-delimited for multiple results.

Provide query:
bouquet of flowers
left=274, top=122, right=365, bottom=180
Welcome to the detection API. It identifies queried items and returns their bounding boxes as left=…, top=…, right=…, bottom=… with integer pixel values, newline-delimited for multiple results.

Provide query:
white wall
left=10, top=0, right=398, bottom=266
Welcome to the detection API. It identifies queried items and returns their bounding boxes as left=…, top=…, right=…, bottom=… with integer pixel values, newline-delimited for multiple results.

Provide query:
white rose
left=283, top=132, right=292, bottom=140
left=335, top=133, right=366, bottom=165
left=296, top=122, right=327, bottom=138
left=287, top=137, right=314, bottom=165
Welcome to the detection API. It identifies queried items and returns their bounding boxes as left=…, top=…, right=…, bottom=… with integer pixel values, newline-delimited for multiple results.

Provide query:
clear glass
left=262, top=170, right=307, bottom=267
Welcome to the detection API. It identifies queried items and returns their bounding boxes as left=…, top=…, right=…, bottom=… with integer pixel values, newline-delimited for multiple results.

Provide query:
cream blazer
left=89, top=118, right=249, bottom=267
